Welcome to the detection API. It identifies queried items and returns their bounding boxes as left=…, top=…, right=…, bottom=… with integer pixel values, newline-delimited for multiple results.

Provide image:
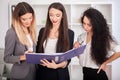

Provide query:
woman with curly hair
left=74, top=8, right=120, bottom=80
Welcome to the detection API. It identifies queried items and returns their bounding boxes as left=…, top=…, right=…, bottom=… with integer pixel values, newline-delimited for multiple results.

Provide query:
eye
left=29, top=16, right=33, bottom=20
left=56, top=14, right=60, bottom=17
left=82, top=22, right=85, bottom=25
left=49, top=14, right=53, bottom=17
left=22, top=18, right=26, bottom=21
left=87, top=23, right=92, bottom=27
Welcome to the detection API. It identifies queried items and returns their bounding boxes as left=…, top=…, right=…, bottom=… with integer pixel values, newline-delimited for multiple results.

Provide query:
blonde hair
left=12, top=2, right=37, bottom=47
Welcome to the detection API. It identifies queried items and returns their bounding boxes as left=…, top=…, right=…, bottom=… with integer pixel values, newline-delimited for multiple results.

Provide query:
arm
left=98, top=41, right=120, bottom=73
left=4, top=28, right=30, bottom=63
left=4, top=28, right=20, bottom=64
left=98, top=52, right=120, bottom=73
left=103, top=52, right=120, bottom=64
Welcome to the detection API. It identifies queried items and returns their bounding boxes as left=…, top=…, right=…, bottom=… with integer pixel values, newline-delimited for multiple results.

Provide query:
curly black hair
left=81, top=8, right=114, bottom=65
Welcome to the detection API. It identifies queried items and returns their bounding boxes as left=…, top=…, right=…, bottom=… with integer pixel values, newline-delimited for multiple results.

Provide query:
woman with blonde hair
left=4, top=2, right=37, bottom=80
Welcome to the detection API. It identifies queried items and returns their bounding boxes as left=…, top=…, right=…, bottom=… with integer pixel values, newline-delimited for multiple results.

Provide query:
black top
left=36, top=28, right=74, bottom=80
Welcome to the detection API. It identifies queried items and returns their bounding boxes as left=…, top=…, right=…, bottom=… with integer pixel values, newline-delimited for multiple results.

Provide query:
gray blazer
left=4, top=27, right=36, bottom=79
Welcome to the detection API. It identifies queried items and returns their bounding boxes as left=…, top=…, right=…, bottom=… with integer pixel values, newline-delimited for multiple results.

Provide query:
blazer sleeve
left=69, top=29, right=74, bottom=49
left=65, top=29, right=74, bottom=67
left=4, top=28, right=20, bottom=64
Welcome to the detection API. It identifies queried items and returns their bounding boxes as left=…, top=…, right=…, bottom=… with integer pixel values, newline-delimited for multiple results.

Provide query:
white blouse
left=78, top=32, right=120, bottom=69
left=43, top=38, right=58, bottom=54
left=26, top=34, right=33, bottom=51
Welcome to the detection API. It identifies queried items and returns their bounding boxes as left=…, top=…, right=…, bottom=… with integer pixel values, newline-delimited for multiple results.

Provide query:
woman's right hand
left=74, top=41, right=80, bottom=48
left=20, top=50, right=33, bottom=61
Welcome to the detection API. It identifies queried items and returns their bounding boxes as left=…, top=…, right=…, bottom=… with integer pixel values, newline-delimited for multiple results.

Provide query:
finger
left=28, top=50, right=33, bottom=53
left=40, top=60, right=48, bottom=66
left=25, top=51, right=29, bottom=54
left=97, top=68, right=101, bottom=74
left=52, top=60, right=55, bottom=63
left=43, top=59, right=50, bottom=63
left=41, top=63, right=46, bottom=66
left=40, top=59, right=46, bottom=64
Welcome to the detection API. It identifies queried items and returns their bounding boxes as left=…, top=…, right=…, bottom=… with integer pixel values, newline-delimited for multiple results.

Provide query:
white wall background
left=0, top=0, right=120, bottom=80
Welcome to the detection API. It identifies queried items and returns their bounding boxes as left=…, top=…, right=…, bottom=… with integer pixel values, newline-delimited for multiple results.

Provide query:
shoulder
left=5, top=27, right=17, bottom=43
left=68, top=29, right=74, bottom=36
left=6, top=27, right=16, bottom=38
left=68, top=29, right=74, bottom=34
left=37, top=27, right=45, bottom=40
left=40, top=27, right=45, bottom=32
left=68, top=29, right=74, bottom=42
left=38, top=27, right=45, bottom=34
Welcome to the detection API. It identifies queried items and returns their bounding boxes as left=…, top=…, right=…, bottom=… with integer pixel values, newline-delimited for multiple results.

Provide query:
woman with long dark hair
left=74, top=8, right=120, bottom=80
left=36, top=2, right=74, bottom=80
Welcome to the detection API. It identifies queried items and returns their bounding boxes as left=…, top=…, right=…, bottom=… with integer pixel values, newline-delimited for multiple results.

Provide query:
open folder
left=26, top=45, right=86, bottom=64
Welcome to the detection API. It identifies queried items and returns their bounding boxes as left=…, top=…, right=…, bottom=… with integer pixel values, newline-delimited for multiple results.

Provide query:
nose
left=26, top=19, right=31, bottom=24
left=51, top=15, right=57, bottom=20
left=83, top=24, right=88, bottom=30
left=52, top=17, right=56, bottom=21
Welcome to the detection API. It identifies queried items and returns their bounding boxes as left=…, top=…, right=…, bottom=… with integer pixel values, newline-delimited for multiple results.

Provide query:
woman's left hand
left=41, top=59, right=58, bottom=69
left=97, top=62, right=107, bottom=74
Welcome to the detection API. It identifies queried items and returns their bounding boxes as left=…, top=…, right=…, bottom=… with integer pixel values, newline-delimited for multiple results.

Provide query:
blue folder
left=26, top=45, right=86, bottom=64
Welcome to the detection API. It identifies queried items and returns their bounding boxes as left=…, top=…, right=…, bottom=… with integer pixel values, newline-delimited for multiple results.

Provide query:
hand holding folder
left=26, top=45, right=86, bottom=64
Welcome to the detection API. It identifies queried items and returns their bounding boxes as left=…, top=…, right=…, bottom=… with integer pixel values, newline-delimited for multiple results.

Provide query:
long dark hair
left=38, top=2, right=70, bottom=53
left=81, top=8, right=113, bottom=64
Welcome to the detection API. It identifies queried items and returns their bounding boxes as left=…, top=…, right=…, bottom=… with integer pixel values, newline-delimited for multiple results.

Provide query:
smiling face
left=20, top=13, right=33, bottom=28
left=49, top=8, right=63, bottom=27
left=83, top=16, right=93, bottom=33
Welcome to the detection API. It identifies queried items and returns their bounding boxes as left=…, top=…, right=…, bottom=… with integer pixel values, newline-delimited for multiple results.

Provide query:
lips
left=52, top=21, right=57, bottom=23
left=25, top=23, right=31, bottom=25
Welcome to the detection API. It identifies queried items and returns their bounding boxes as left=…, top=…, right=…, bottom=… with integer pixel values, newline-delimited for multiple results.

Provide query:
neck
left=53, top=22, right=60, bottom=28
left=53, top=24, right=59, bottom=29
left=49, top=26, right=59, bottom=38
left=86, top=32, right=93, bottom=44
left=52, top=24, right=59, bottom=32
left=87, top=31, right=93, bottom=37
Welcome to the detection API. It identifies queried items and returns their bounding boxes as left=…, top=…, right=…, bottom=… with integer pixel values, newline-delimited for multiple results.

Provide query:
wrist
left=103, top=61, right=107, bottom=65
